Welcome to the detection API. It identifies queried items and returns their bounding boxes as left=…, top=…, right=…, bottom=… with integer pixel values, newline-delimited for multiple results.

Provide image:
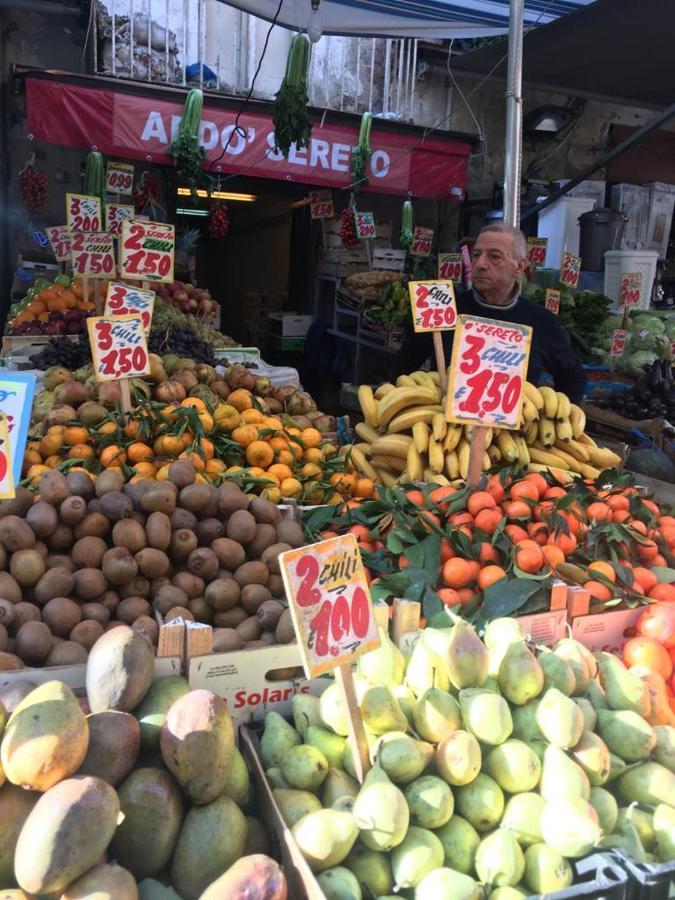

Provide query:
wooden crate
left=583, top=404, right=666, bottom=450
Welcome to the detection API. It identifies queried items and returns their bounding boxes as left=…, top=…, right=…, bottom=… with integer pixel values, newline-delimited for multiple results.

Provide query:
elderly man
left=399, top=223, right=587, bottom=402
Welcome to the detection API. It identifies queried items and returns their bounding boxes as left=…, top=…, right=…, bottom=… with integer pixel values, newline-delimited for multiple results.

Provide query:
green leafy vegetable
left=169, top=89, right=205, bottom=191
left=273, top=34, right=312, bottom=158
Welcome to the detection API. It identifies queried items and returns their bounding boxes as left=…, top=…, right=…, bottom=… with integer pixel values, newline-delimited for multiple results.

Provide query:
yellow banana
left=556, top=392, right=571, bottom=420
left=357, top=385, right=379, bottom=429
left=527, top=462, right=573, bottom=484
left=523, top=381, right=545, bottom=411
left=371, top=455, right=406, bottom=473
left=577, top=432, right=597, bottom=448
left=424, top=469, right=450, bottom=486
left=560, top=438, right=591, bottom=462
left=569, top=404, right=586, bottom=439
left=514, top=434, right=530, bottom=466
left=524, top=420, right=539, bottom=445
left=412, top=421, right=430, bottom=454
left=374, top=383, right=396, bottom=400
left=587, top=447, right=622, bottom=469
left=387, top=406, right=442, bottom=434
left=355, top=422, right=381, bottom=444
left=464, top=424, right=475, bottom=442
left=484, top=428, right=494, bottom=449
left=445, top=450, right=460, bottom=480
left=443, top=425, right=463, bottom=452
left=406, top=442, right=424, bottom=481
left=354, top=442, right=372, bottom=456
left=411, top=371, right=438, bottom=390
left=374, top=468, right=397, bottom=487
left=371, top=434, right=412, bottom=459
left=487, top=445, right=502, bottom=464
left=539, top=386, right=559, bottom=419
left=396, top=374, right=417, bottom=388
left=432, top=413, right=447, bottom=442
left=377, top=386, right=439, bottom=428
left=458, top=440, right=471, bottom=480
left=530, top=446, right=575, bottom=469
left=521, top=395, right=539, bottom=423
left=580, top=462, right=601, bottom=479
left=429, top=437, right=444, bottom=474
left=555, top=417, right=574, bottom=442
left=539, top=442, right=582, bottom=474
left=426, top=370, right=441, bottom=385
left=538, top=416, right=556, bottom=447
left=496, top=430, right=519, bottom=463
left=351, top=447, right=379, bottom=481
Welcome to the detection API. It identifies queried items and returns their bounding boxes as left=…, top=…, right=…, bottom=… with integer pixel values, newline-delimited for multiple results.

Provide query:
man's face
left=471, top=232, right=525, bottom=303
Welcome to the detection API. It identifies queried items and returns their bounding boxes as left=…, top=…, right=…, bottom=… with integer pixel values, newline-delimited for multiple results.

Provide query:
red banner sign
left=26, top=78, right=470, bottom=199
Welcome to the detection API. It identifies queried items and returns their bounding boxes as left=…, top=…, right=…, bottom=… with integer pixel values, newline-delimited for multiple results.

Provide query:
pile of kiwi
left=0, top=462, right=304, bottom=670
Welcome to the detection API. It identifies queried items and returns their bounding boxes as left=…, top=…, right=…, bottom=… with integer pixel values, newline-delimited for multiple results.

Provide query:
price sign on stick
left=447, top=315, right=533, bottom=430
left=119, top=220, right=175, bottom=283
left=545, top=289, right=561, bottom=315
left=438, top=253, right=462, bottom=282
left=0, top=373, right=36, bottom=487
left=411, top=227, right=434, bottom=257
left=105, top=203, right=135, bottom=237
left=355, top=212, right=375, bottom=239
left=610, top=329, right=627, bottom=357
left=309, top=190, right=334, bottom=219
left=71, top=232, right=116, bottom=278
left=87, top=315, right=150, bottom=383
left=105, top=282, right=155, bottom=332
left=619, top=271, right=642, bottom=307
left=409, top=281, right=458, bottom=333
left=560, top=251, right=582, bottom=288
left=66, top=193, right=102, bottom=232
left=527, top=237, right=548, bottom=268
left=105, top=162, right=134, bottom=196
left=0, top=416, right=15, bottom=501
left=46, top=226, right=71, bottom=262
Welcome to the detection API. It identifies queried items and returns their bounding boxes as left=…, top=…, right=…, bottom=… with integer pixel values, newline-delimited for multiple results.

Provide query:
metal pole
left=383, top=39, right=391, bottom=115
left=503, top=0, right=524, bottom=227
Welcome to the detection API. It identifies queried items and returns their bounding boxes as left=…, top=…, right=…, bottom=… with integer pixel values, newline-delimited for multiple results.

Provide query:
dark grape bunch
left=20, top=166, right=48, bottom=212
left=208, top=201, right=229, bottom=239
left=339, top=207, right=359, bottom=248
left=30, top=336, right=92, bottom=371
left=148, top=327, right=216, bottom=365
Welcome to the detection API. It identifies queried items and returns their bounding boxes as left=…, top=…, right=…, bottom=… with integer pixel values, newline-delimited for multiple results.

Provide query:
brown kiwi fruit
left=0, top=516, right=36, bottom=552
left=256, top=600, right=285, bottom=630
left=211, top=538, right=246, bottom=571
left=101, top=547, right=139, bottom=586
left=218, top=484, right=249, bottom=516
left=0, top=486, right=33, bottom=519
left=267, top=574, right=285, bottom=598
left=122, top=480, right=154, bottom=512
left=200, top=487, right=221, bottom=520
left=25, top=500, right=58, bottom=537
left=171, top=571, right=204, bottom=599
left=73, top=568, right=107, bottom=601
left=0, top=651, right=24, bottom=670
left=116, top=597, right=151, bottom=624
left=99, top=492, right=134, bottom=522
left=186, top=548, right=219, bottom=581
left=45, top=553, right=76, bottom=572
left=165, top=606, right=194, bottom=622
left=168, top=459, right=196, bottom=488
left=87, top=498, right=103, bottom=514
left=119, top=576, right=150, bottom=599
left=189, top=597, right=213, bottom=624
left=195, top=518, right=225, bottom=546
left=275, top=608, right=295, bottom=644
left=204, top=578, right=241, bottom=611
left=34, top=567, right=75, bottom=605
left=145, top=511, right=171, bottom=550
left=9, top=549, right=46, bottom=587
left=260, top=631, right=276, bottom=645
left=245, top=640, right=274, bottom=650
left=72, top=536, right=107, bottom=568
left=33, top=541, right=49, bottom=560
left=236, top=616, right=262, bottom=643
left=67, top=470, right=96, bottom=500
left=80, top=602, right=111, bottom=626
left=15, top=621, right=52, bottom=665
left=234, top=561, right=269, bottom=587
left=10, top=602, right=41, bottom=636
left=212, top=628, right=243, bottom=653
left=149, top=576, right=170, bottom=599
left=275, top=519, right=305, bottom=548
left=45, top=523, right=74, bottom=553
left=240, top=584, right=272, bottom=615
left=0, top=622, right=7, bottom=652
left=58, top=495, right=87, bottom=526
left=132, top=614, right=159, bottom=645
left=112, top=519, right=147, bottom=554
left=135, top=548, right=170, bottom=580
left=261, top=543, right=293, bottom=575
left=0, top=598, right=15, bottom=628
left=74, top=513, right=111, bottom=540
left=0, top=571, right=22, bottom=604
left=99, top=590, right=120, bottom=613
left=226, top=509, right=257, bottom=545
left=0, top=543, right=7, bottom=569
left=154, top=584, right=189, bottom=616
left=42, top=597, right=82, bottom=637
left=45, top=641, right=88, bottom=666
left=245, top=524, right=277, bottom=560
left=95, top=469, right=125, bottom=497
left=70, top=619, right=104, bottom=650
left=38, top=470, right=70, bottom=505
left=140, top=483, right=177, bottom=515
left=178, top=483, right=213, bottom=513
left=170, top=529, right=198, bottom=563
left=213, top=606, right=248, bottom=628
left=248, top=498, right=282, bottom=525
left=170, top=508, right=198, bottom=531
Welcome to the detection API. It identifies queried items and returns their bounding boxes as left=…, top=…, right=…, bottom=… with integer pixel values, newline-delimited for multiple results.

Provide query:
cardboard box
left=549, top=580, right=569, bottom=611
left=571, top=606, right=643, bottom=653
left=567, top=586, right=591, bottom=618
left=0, top=655, right=182, bottom=694
left=267, top=313, right=313, bottom=337
left=517, top=610, right=568, bottom=645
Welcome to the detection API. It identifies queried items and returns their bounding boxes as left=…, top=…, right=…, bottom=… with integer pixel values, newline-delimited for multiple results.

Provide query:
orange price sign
left=119, top=220, right=175, bottom=283
left=309, top=190, right=334, bottom=219
left=105, top=203, right=135, bottom=237
left=411, top=226, right=434, bottom=257
left=104, top=282, right=155, bottom=332
left=619, top=271, right=642, bottom=307
left=66, top=193, right=102, bottom=232
left=280, top=534, right=380, bottom=678
left=105, top=162, right=134, bottom=196
left=0, top=416, right=15, bottom=500
left=446, top=315, right=533, bottom=430
left=610, top=329, right=627, bottom=358
left=408, top=280, right=458, bottom=333
left=560, top=251, right=582, bottom=288
left=87, top=315, right=150, bottom=383
left=46, top=225, right=71, bottom=262
left=527, top=237, right=548, bottom=267
left=438, top=252, right=462, bottom=282
left=70, top=232, right=116, bottom=278
left=545, top=288, right=560, bottom=314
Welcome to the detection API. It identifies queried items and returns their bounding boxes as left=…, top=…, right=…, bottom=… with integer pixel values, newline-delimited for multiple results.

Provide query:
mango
left=523, top=843, right=573, bottom=894
left=391, top=826, right=444, bottom=890
left=78, top=711, right=140, bottom=786
left=199, top=854, right=287, bottom=900
left=0, top=782, right=39, bottom=885
left=86, top=625, right=155, bottom=713
left=133, top=675, right=190, bottom=751
left=455, top=773, right=504, bottom=832
left=60, top=863, right=138, bottom=900
left=435, top=814, right=480, bottom=873
left=485, top=739, right=541, bottom=793
left=316, top=867, right=361, bottom=900
left=475, top=829, right=525, bottom=888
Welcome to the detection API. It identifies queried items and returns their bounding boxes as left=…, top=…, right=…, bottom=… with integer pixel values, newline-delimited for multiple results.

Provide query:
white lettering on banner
left=265, top=132, right=285, bottom=161
left=222, top=125, right=246, bottom=155
left=199, top=120, right=218, bottom=151
left=288, top=144, right=308, bottom=166
left=332, top=143, right=351, bottom=172
left=310, top=140, right=330, bottom=169
left=170, top=115, right=181, bottom=141
left=141, top=111, right=167, bottom=143
left=371, top=150, right=391, bottom=178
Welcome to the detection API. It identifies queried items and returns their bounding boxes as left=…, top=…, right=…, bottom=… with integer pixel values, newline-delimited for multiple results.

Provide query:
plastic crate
left=609, top=850, right=675, bottom=900
left=524, top=853, right=629, bottom=899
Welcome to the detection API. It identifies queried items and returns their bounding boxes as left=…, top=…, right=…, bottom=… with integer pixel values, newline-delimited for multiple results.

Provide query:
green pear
left=280, top=744, right=329, bottom=791
left=357, top=626, right=405, bottom=687
left=540, top=744, right=590, bottom=802
left=482, top=675, right=502, bottom=693
left=536, top=687, right=584, bottom=749
left=475, top=829, right=525, bottom=888
left=447, top=620, right=489, bottom=690
left=322, top=768, right=360, bottom=808
left=266, top=767, right=290, bottom=789
left=488, top=889, right=527, bottom=900
left=292, top=809, right=358, bottom=872
left=320, top=683, right=351, bottom=736
left=653, top=802, right=675, bottom=861
left=584, top=678, right=609, bottom=710
left=653, top=724, right=675, bottom=773
left=274, top=788, right=322, bottom=827
left=392, top=684, right=416, bottom=727
left=600, top=822, right=648, bottom=863
left=607, top=752, right=628, bottom=782
left=540, top=798, right=602, bottom=858
left=292, top=693, right=323, bottom=737
left=260, top=710, right=300, bottom=767
left=497, top=641, right=544, bottom=705
left=596, top=651, right=651, bottom=717
left=572, top=731, right=611, bottom=786
left=306, top=725, right=346, bottom=768
left=554, top=639, right=592, bottom=695
left=501, top=793, right=545, bottom=846
left=455, top=773, right=504, bottom=832
left=222, top=747, right=250, bottom=805
left=484, top=617, right=525, bottom=650
left=412, top=687, right=461, bottom=743
left=459, top=688, right=513, bottom=745
left=332, top=796, right=356, bottom=813
left=376, top=732, right=434, bottom=784
left=245, top=815, right=272, bottom=856
left=316, top=866, right=362, bottom=900
left=434, top=815, right=479, bottom=874
left=485, top=739, right=541, bottom=793
left=417, top=626, right=454, bottom=661
left=404, top=775, right=454, bottom=829
left=344, top=845, right=393, bottom=896
left=435, top=730, right=481, bottom=786
left=352, top=763, right=409, bottom=851
left=405, top=633, right=450, bottom=697
left=575, top=697, right=598, bottom=732
left=523, top=843, right=573, bottom=894
left=390, top=826, right=444, bottom=889
left=588, top=786, right=618, bottom=834
left=530, top=739, right=548, bottom=762
left=415, top=867, right=482, bottom=899
left=511, top=700, right=544, bottom=742
left=538, top=649, right=575, bottom=696
left=616, top=761, right=675, bottom=807
left=360, top=686, right=408, bottom=735
left=596, top=709, right=656, bottom=761
left=617, top=805, right=655, bottom=851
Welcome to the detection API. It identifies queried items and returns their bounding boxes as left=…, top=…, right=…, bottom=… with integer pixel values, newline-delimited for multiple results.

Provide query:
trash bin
left=579, top=209, right=628, bottom=271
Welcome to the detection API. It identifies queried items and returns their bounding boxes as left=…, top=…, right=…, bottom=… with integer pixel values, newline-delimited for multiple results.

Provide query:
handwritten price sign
left=119, top=220, right=175, bottom=283
left=280, top=534, right=380, bottom=678
left=71, top=232, right=116, bottom=278
left=545, top=289, right=561, bottom=315
left=105, top=203, right=135, bottom=237
left=527, top=237, right=548, bottom=268
left=46, top=225, right=71, bottom=262
left=309, top=190, right=334, bottom=219
left=447, top=315, right=533, bottom=430
left=560, top=251, right=582, bottom=288
left=0, top=373, right=36, bottom=487
left=438, top=253, right=462, bottom=282
left=104, top=282, right=155, bottom=332
left=411, top=227, right=434, bottom=257
left=619, top=271, right=642, bottom=307
left=66, top=193, right=102, bottom=232
left=409, top=280, right=458, bottom=333
left=105, top=162, right=134, bottom=196
left=355, top=212, right=375, bottom=239
left=610, top=329, right=627, bottom=358
left=87, top=315, right=150, bottom=383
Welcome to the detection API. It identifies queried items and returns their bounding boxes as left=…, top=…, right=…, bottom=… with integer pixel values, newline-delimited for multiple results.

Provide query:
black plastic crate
left=525, top=853, right=629, bottom=900
left=609, top=850, right=675, bottom=900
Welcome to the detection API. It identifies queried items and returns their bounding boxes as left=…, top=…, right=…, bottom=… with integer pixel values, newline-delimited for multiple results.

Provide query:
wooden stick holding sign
left=87, top=314, right=151, bottom=415
left=446, top=315, right=533, bottom=487
left=408, top=280, right=459, bottom=394
left=279, top=534, right=380, bottom=784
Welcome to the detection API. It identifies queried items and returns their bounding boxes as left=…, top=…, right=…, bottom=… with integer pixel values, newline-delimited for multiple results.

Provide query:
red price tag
left=619, top=271, right=642, bottom=307
left=560, top=251, right=581, bottom=288
left=104, top=282, right=155, bottom=332
left=527, top=237, right=548, bottom=268
left=105, top=203, right=135, bottom=237
left=70, top=232, right=116, bottom=278
left=610, top=329, right=627, bottom=358
left=66, top=193, right=102, bottom=232
left=411, top=226, right=434, bottom=257
left=280, top=534, right=380, bottom=678
left=447, top=315, right=533, bottom=430
left=355, top=212, right=375, bottom=239
left=438, top=253, right=462, bottom=282
left=545, top=289, right=560, bottom=315
left=87, top=314, right=151, bottom=383
left=119, top=220, right=175, bottom=283
left=46, top=225, right=71, bottom=262
left=309, top=190, right=334, bottom=220
left=105, top=162, right=134, bottom=196
left=409, top=280, right=458, bottom=333
left=0, top=416, right=15, bottom=500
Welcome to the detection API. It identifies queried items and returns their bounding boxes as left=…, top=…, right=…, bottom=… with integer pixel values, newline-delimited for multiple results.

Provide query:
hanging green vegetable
left=350, top=112, right=372, bottom=191
left=84, top=151, right=105, bottom=202
left=273, top=34, right=312, bottom=158
left=400, top=200, right=414, bottom=251
left=168, top=88, right=205, bottom=191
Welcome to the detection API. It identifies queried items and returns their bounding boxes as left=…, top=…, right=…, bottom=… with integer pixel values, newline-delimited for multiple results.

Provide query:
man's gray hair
left=479, top=223, right=528, bottom=261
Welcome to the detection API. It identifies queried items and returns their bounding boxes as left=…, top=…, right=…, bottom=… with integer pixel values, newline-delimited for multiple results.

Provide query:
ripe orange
left=527, top=522, right=549, bottom=546
left=228, top=389, right=253, bottom=412
left=280, top=477, right=303, bottom=498
left=623, top=636, right=673, bottom=681
left=637, top=539, right=659, bottom=561
left=478, top=542, right=501, bottom=564
left=586, top=502, right=611, bottom=523
left=607, top=494, right=630, bottom=512
left=437, top=588, right=461, bottom=607
left=505, top=524, right=530, bottom=544
left=544, top=486, right=567, bottom=501
left=542, top=544, right=565, bottom=568
left=349, top=524, right=371, bottom=543
left=300, top=428, right=322, bottom=449
left=429, top=486, right=456, bottom=512
left=457, top=587, right=479, bottom=606
left=510, top=480, right=539, bottom=503
left=405, top=489, right=426, bottom=507
left=67, top=444, right=94, bottom=460
left=442, top=557, right=474, bottom=589
left=547, top=530, right=578, bottom=556
left=514, top=539, right=544, bottom=574
left=245, top=440, right=274, bottom=468
left=585, top=580, right=613, bottom=602
left=449, top=511, right=473, bottom=528
left=267, top=463, right=293, bottom=484
left=474, top=508, right=503, bottom=535
left=100, top=445, right=126, bottom=467
left=523, top=472, right=548, bottom=499
left=232, top=425, right=259, bottom=447
left=440, top=538, right=456, bottom=562
left=612, top=510, right=631, bottom=524
left=62, top=426, right=89, bottom=446
left=503, top=500, right=532, bottom=520
left=354, top=478, right=375, bottom=498
left=485, top=475, right=506, bottom=503
left=588, top=560, right=616, bottom=584
left=478, top=565, right=507, bottom=591
left=467, top=491, right=497, bottom=517
left=127, top=442, right=154, bottom=464
left=649, top=583, right=675, bottom=604
left=638, top=605, right=675, bottom=648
